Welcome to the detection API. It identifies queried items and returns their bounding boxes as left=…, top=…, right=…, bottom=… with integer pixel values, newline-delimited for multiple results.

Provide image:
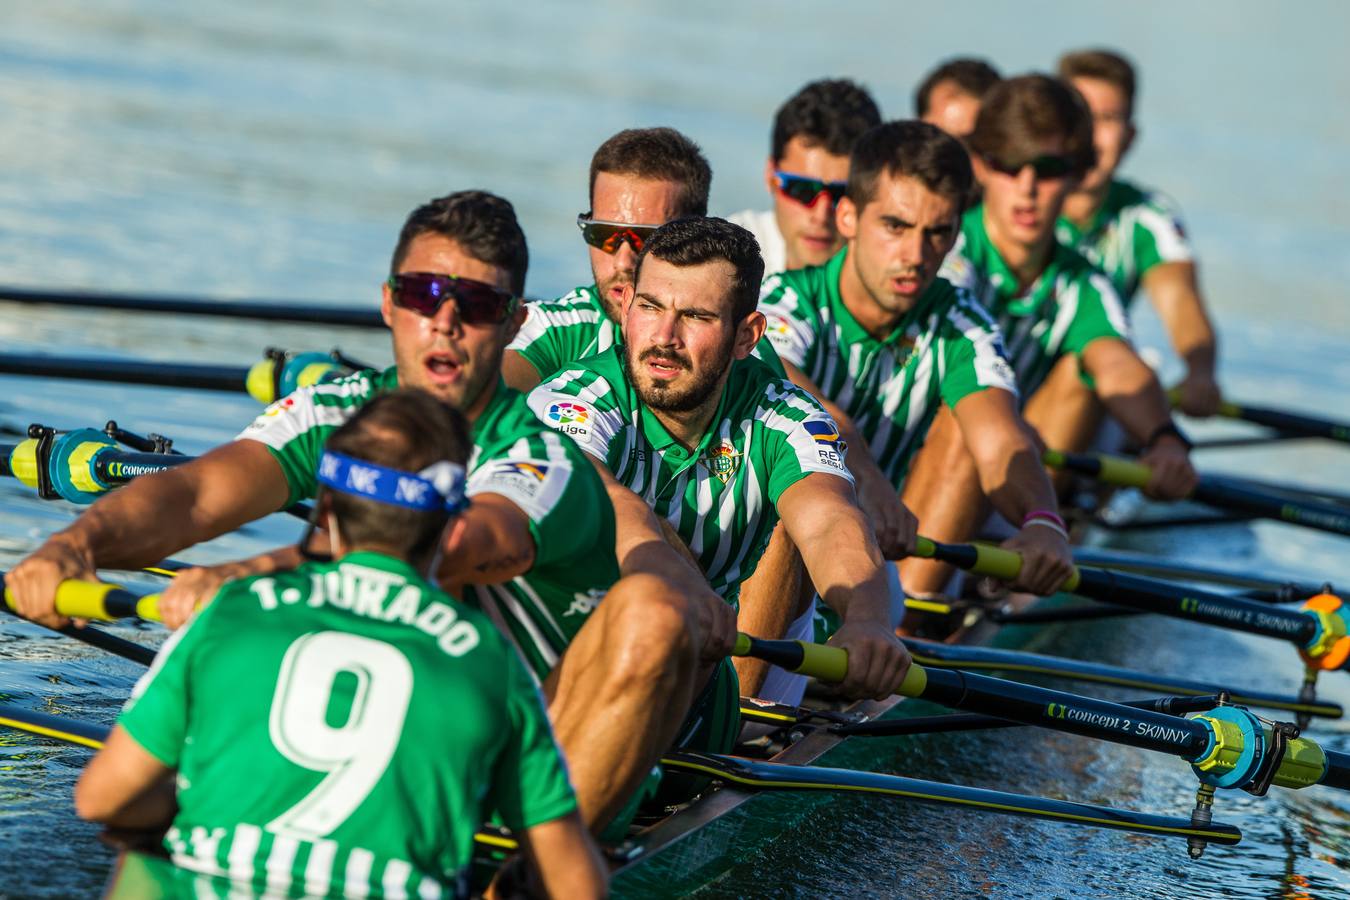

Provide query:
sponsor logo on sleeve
left=482, top=460, right=551, bottom=498
left=545, top=401, right=591, bottom=441
left=802, top=419, right=847, bottom=468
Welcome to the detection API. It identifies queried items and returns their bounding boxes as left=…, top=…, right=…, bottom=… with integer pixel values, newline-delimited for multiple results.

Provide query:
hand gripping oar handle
left=1167, top=388, right=1350, bottom=445
left=913, top=537, right=1350, bottom=671
left=734, top=630, right=1350, bottom=796
left=1043, top=449, right=1350, bottom=538
left=3, top=581, right=162, bottom=624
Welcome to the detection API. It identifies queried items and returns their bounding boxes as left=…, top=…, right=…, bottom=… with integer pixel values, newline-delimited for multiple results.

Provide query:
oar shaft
left=1220, top=400, right=1350, bottom=445
left=91, top=452, right=192, bottom=486
left=0, top=286, right=384, bottom=328
left=0, top=353, right=249, bottom=392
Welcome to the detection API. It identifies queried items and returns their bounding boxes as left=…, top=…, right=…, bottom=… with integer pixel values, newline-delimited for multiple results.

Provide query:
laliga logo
left=547, top=401, right=591, bottom=439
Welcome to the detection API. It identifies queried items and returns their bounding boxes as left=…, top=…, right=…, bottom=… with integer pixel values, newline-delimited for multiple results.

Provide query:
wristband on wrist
left=1024, top=517, right=1070, bottom=541
left=1144, top=420, right=1193, bottom=451
left=1022, top=509, right=1066, bottom=529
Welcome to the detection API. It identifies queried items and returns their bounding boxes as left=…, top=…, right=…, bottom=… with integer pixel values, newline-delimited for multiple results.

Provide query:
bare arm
left=437, top=494, right=537, bottom=593
left=9, top=440, right=291, bottom=628
left=74, top=726, right=177, bottom=829
left=587, top=457, right=736, bottom=662
left=780, top=361, right=917, bottom=558
left=502, top=349, right=545, bottom=394
left=950, top=388, right=1074, bottom=595
left=1143, top=261, right=1220, bottom=416
left=1081, top=338, right=1198, bottom=500
left=515, top=812, right=608, bottom=899
left=776, top=474, right=910, bottom=700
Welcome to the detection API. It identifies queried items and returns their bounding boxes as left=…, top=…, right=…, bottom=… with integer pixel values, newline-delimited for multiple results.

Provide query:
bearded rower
left=76, top=389, right=606, bottom=899
left=757, top=121, right=1074, bottom=616
left=1033, top=48, right=1221, bottom=457
left=11, top=191, right=737, bottom=836
left=499, top=126, right=808, bottom=699
left=527, top=217, right=912, bottom=703
left=899, top=75, right=1198, bottom=597
left=728, top=78, right=882, bottom=274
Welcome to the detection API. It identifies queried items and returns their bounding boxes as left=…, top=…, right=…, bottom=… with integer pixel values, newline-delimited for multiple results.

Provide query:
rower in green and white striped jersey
left=507, top=281, right=787, bottom=387
left=239, top=366, right=619, bottom=681
left=940, top=205, right=1130, bottom=399
left=1055, top=179, right=1193, bottom=306
left=758, top=249, right=1017, bottom=488
left=116, top=553, right=576, bottom=899
left=526, top=347, right=852, bottom=605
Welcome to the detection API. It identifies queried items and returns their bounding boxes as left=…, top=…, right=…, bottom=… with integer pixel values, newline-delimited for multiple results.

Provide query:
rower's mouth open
left=1012, top=205, right=1041, bottom=230
left=642, top=352, right=688, bottom=381
left=422, top=351, right=464, bottom=385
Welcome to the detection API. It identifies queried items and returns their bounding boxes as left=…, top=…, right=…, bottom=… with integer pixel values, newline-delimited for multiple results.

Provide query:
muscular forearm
left=54, top=469, right=231, bottom=569
left=1085, top=343, right=1173, bottom=444
left=92, top=776, right=178, bottom=830
left=972, top=438, right=1060, bottom=525
left=793, top=509, right=890, bottom=625
left=1146, top=263, right=1217, bottom=377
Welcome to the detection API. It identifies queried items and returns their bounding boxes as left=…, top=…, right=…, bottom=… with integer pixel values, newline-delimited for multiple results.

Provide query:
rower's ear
left=836, top=196, right=858, bottom=241
left=381, top=281, right=395, bottom=329
left=763, top=157, right=777, bottom=197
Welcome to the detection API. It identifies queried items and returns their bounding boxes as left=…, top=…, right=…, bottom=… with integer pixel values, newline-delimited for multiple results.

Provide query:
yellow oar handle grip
left=4, top=581, right=163, bottom=623
left=733, top=633, right=929, bottom=696
left=1042, top=450, right=1152, bottom=490
left=1165, top=386, right=1241, bottom=419
left=913, top=536, right=1082, bottom=592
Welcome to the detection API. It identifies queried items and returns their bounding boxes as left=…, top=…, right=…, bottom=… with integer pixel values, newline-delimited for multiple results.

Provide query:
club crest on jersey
left=703, top=440, right=743, bottom=484
left=803, top=419, right=847, bottom=468
left=546, top=401, right=591, bottom=440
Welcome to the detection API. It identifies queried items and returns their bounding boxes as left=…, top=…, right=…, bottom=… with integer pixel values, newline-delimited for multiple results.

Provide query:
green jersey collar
left=334, top=550, right=428, bottom=584
left=828, top=247, right=947, bottom=347
left=965, top=206, right=1068, bottom=317
left=1056, top=179, right=1130, bottom=245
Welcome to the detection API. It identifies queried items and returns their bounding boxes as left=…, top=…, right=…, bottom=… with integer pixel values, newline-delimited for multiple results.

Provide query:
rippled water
left=1, top=2, right=1348, bottom=897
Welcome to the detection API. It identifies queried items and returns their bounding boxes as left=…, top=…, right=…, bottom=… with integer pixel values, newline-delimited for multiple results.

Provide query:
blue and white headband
left=317, top=450, right=469, bottom=514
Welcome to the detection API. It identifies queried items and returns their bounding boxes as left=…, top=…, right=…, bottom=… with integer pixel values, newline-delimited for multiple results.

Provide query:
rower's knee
left=599, top=574, right=696, bottom=686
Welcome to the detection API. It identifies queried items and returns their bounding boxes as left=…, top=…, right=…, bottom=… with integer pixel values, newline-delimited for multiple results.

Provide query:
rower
left=898, top=75, right=1198, bottom=598
left=502, top=127, right=715, bottom=394
left=1048, top=48, right=1221, bottom=437
left=915, top=57, right=1002, bottom=142
left=74, top=389, right=606, bottom=899
left=757, top=121, right=1075, bottom=615
left=527, top=216, right=913, bottom=704
left=10, top=190, right=737, bottom=837
left=498, top=125, right=802, bottom=700
left=728, top=78, right=882, bottom=274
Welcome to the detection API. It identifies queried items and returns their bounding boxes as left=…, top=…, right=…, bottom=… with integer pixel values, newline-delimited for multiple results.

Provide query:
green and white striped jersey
left=758, top=250, right=1017, bottom=488
left=526, top=348, right=852, bottom=604
left=508, top=282, right=788, bottom=380
left=940, top=206, right=1130, bottom=398
left=118, top=551, right=575, bottom=899
left=1055, top=179, right=1194, bottom=305
left=238, top=368, right=619, bottom=680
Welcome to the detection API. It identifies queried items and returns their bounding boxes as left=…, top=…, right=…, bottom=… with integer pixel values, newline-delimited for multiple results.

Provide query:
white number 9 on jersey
left=265, top=631, right=414, bottom=839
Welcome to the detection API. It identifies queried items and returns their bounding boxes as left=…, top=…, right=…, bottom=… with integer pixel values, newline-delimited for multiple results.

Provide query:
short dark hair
left=323, top=389, right=473, bottom=563
left=633, top=217, right=764, bottom=322
left=771, top=79, right=882, bottom=161
left=1058, top=49, right=1137, bottom=118
left=588, top=127, right=711, bottom=218
left=914, top=58, right=1003, bottom=117
left=845, top=121, right=973, bottom=212
left=968, top=74, right=1096, bottom=177
left=390, top=191, right=529, bottom=295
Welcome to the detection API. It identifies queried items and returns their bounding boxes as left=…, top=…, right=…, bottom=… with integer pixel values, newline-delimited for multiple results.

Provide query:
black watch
left=1144, top=420, right=1192, bottom=451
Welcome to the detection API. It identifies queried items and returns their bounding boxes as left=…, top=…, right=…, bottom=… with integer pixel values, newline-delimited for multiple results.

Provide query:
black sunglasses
left=386, top=272, right=518, bottom=324
left=982, top=153, right=1076, bottom=181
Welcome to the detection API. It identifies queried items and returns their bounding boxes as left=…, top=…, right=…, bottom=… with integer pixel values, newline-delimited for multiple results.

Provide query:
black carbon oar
left=1071, top=546, right=1333, bottom=602
left=0, top=353, right=251, bottom=393
left=664, top=751, right=1242, bottom=847
left=1171, top=390, right=1350, bottom=446
left=1045, top=450, right=1350, bottom=538
left=0, top=286, right=384, bottom=328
